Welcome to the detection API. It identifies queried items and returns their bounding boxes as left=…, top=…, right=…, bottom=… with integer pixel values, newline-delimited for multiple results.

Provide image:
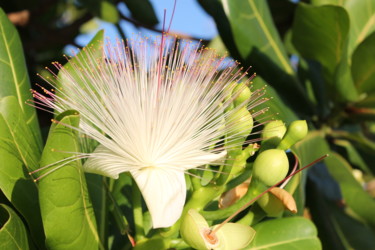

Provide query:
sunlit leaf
left=0, top=8, right=42, bottom=144
left=352, top=32, right=375, bottom=94
left=219, top=0, right=313, bottom=115
left=0, top=97, right=44, bottom=248
left=247, top=217, right=321, bottom=249
left=37, top=111, right=101, bottom=249
left=0, top=204, right=29, bottom=250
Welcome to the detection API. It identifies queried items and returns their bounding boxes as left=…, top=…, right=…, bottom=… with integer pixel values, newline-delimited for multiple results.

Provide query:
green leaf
left=352, top=32, right=375, bottom=94
left=306, top=178, right=375, bottom=249
left=86, top=174, right=108, bottom=246
left=252, top=76, right=298, bottom=124
left=312, top=0, right=375, bottom=55
left=0, top=204, right=29, bottom=250
left=122, top=0, right=158, bottom=26
left=0, top=96, right=45, bottom=248
left=334, top=139, right=372, bottom=174
left=80, top=0, right=119, bottom=23
left=247, top=217, right=321, bottom=249
left=0, top=96, right=41, bottom=170
left=37, top=111, right=101, bottom=249
left=0, top=8, right=42, bottom=147
left=222, top=0, right=292, bottom=74
left=220, top=0, right=312, bottom=115
left=324, top=152, right=375, bottom=226
left=344, top=0, right=375, bottom=55
left=292, top=4, right=358, bottom=102
left=290, top=131, right=330, bottom=216
left=58, top=30, right=104, bottom=93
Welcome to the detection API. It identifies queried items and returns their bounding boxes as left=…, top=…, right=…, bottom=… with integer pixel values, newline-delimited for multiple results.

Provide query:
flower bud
left=232, top=83, right=252, bottom=108
left=257, top=187, right=297, bottom=217
left=257, top=192, right=284, bottom=217
left=277, top=120, right=308, bottom=150
left=226, top=107, right=253, bottom=140
left=180, top=209, right=213, bottom=249
left=180, top=209, right=256, bottom=250
left=260, top=120, right=286, bottom=151
left=261, top=120, right=286, bottom=140
left=252, top=149, right=289, bottom=186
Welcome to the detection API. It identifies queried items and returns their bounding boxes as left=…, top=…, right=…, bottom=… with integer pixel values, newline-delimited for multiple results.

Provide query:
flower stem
left=201, top=179, right=266, bottom=221
left=132, top=180, right=144, bottom=241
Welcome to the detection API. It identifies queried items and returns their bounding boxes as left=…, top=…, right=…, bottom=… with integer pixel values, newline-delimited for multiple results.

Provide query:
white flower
left=33, top=36, right=265, bottom=228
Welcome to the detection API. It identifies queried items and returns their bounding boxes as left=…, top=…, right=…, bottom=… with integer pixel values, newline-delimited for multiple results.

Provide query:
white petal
left=131, top=167, right=186, bottom=228
left=83, top=144, right=133, bottom=179
left=181, top=150, right=227, bottom=170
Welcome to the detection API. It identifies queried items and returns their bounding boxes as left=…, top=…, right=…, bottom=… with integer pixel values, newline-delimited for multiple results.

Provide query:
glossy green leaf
left=247, top=217, right=321, bottom=249
left=0, top=15, right=43, bottom=246
left=345, top=0, right=375, bottom=55
left=37, top=111, right=101, bottom=249
left=312, top=0, right=375, bottom=55
left=292, top=4, right=358, bottom=102
left=352, top=32, right=375, bottom=94
left=0, top=8, right=42, bottom=147
left=0, top=96, right=44, bottom=248
left=122, top=0, right=158, bottom=26
left=222, top=0, right=292, bottom=75
left=324, top=152, right=375, bottom=226
left=0, top=204, right=29, bottom=250
left=220, top=0, right=312, bottom=115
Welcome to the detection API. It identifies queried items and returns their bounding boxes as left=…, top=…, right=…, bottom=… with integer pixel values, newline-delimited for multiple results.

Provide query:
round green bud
left=261, top=120, right=286, bottom=140
left=226, top=107, right=253, bottom=139
left=278, top=120, right=308, bottom=150
left=257, top=192, right=284, bottom=217
left=233, top=83, right=252, bottom=107
left=253, top=149, right=289, bottom=186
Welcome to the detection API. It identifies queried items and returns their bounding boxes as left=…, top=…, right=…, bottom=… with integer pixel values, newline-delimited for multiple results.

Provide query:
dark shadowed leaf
left=122, top=0, right=158, bottom=26
left=325, top=152, right=375, bottom=226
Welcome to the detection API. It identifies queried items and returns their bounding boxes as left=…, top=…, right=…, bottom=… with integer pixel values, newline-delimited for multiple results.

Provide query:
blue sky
left=74, top=0, right=217, bottom=48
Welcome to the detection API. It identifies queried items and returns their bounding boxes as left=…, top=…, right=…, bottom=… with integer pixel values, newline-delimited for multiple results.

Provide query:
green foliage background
left=0, top=0, right=374, bottom=249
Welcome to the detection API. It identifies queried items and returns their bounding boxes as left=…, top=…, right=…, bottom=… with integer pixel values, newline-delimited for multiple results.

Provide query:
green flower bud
left=213, top=223, right=256, bottom=250
left=180, top=209, right=256, bottom=250
left=277, top=120, right=308, bottom=150
left=260, top=120, right=287, bottom=151
left=252, top=149, right=289, bottom=186
left=261, top=120, right=286, bottom=140
left=257, top=192, right=284, bottom=217
left=180, top=209, right=213, bottom=249
left=232, top=83, right=252, bottom=108
left=226, top=107, right=253, bottom=140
